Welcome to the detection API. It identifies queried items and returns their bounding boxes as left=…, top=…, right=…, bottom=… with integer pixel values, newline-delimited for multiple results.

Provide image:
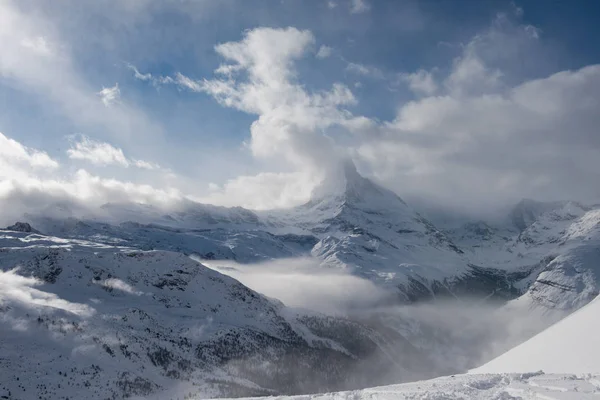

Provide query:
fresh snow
left=472, top=294, right=600, bottom=374
left=228, top=372, right=600, bottom=399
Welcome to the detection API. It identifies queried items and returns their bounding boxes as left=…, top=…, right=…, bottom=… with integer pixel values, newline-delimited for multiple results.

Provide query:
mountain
left=15, top=162, right=600, bottom=309
left=3, top=162, right=600, bottom=398
left=0, top=228, right=438, bottom=399
left=509, top=198, right=571, bottom=232
left=268, top=161, right=475, bottom=301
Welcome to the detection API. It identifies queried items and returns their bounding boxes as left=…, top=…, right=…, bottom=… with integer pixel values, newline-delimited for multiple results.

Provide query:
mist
left=199, top=257, right=393, bottom=315
left=199, top=256, right=557, bottom=376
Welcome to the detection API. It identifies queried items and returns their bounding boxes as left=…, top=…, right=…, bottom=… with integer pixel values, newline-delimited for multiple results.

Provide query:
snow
left=227, top=372, right=600, bottom=399
left=472, top=295, right=600, bottom=374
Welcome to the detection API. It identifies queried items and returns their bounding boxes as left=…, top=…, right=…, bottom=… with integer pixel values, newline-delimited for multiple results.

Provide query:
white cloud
left=67, top=135, right=160, bottom=170
left=200, top=171, right=319, bottom=210
left=327, top=1, right=337, bottom=9
left=0, top=132, right=59, bottom=170
left=20, top=36, right=52, bottom=56
left=349, top=0, right=370, bottom=14
left=97, top=83, right=121, bottom=107
left=132, top=159, right=160, bottom=170
left=359, top=64, right=600, bottom=213
left=0, top=132, right=182, bottom=225
left=400, top=69, right=438, bottom=96
left=132, top=27, right=377, bottom=208
left=316, top=45, right=332, bottom=59
left=203, top=258, right=389, bottom=314
left=169, top=28, right=361, bottom=170
left=67, top=135, right=129, bottom=167
left=0, top=269, right=94, bottom=317
left=100, top=278, right=143, bottom=296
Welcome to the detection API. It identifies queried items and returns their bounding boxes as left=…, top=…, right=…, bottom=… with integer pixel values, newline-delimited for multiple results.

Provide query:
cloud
left=97, top=83, right=121, bottom=107
left=67, top=135, right=129, bottom=167
left=0, top=269, right=94, bottom=317
left=346, top=62, right=383, bottom=78
left=127, top=13, right=600, bottom=213
left=20, top=36, right=52, bottom=56
left=399, top=69, right=437, bottom=96
left=132, top=159, right=160, bottom=170
left=200, top=171, right=319, bottom=210
left=316, top=45, right=333, bottom=59
left=0, top=132, right=183, bottom=225
left=100, top=278, right=143, bottom=296
left=202, top=258, right=390, bottom=314
left=349, top=0, right=370, bottom=14
left=0, top=132, right=59, bottom=170
left=360, top=64, right=600, bottom=213
left=67, top=135, right=160, bottom=169
left=135, top=27, right=370, bottom=206
left=0, top=0, right=163, bottom=144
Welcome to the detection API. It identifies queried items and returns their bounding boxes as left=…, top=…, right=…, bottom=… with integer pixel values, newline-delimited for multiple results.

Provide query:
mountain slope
left=268, top=161, right=474, bottom=301
left=0, top=229, right=436, bottom=399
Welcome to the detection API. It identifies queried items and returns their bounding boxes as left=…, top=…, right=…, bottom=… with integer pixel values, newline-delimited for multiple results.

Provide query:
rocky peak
left=5, top=222, right=40, bottom=234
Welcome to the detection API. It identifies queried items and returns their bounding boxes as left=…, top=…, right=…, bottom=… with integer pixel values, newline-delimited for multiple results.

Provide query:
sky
left=1, top=0, right=600, bottom=216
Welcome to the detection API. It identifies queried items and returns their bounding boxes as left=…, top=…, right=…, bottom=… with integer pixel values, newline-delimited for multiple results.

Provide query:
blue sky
left=1, top=0, right=600, bottom=215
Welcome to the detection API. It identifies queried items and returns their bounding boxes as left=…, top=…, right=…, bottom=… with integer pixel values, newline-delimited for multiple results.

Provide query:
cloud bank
left=2, top=0, right=600, bottom=216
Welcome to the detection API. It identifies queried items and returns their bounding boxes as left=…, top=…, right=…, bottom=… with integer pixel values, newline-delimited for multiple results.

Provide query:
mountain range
left=2, top=161, right=600, bottom=399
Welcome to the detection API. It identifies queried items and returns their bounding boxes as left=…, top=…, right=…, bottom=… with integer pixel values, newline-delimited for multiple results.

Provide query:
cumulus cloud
left=128, top=14, right=600, bottom=213
left=67, top=135, right=160, bottom=169
left=351, top=13, right=600, bottom=213
left=138, top=27, right=370, bottom=207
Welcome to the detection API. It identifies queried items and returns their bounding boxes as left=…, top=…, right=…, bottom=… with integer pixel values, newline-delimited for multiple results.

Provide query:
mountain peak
left=309, top=159, right=397, bottom=204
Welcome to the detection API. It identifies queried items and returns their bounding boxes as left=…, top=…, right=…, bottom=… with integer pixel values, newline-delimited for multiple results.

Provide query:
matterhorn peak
left=308, top=159, right=406, bottom=209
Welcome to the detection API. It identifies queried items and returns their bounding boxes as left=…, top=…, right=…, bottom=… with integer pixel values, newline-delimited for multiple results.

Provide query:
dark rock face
left=5, top=222, right=40, bottom=234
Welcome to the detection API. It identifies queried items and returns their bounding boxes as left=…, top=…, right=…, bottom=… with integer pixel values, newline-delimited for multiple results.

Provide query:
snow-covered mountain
left=3, top=161, right=600, bottom=398
left=0, top=230, right=440, bottom=399
left=13, top=162, right=600, bottom=311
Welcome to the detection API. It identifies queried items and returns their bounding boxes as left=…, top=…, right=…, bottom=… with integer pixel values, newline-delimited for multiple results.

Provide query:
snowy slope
left=228, top=372, right=600, bottom=400
left=0, top=230, right=435, bottom=399
left=472, top=294, right=600, bottom=374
